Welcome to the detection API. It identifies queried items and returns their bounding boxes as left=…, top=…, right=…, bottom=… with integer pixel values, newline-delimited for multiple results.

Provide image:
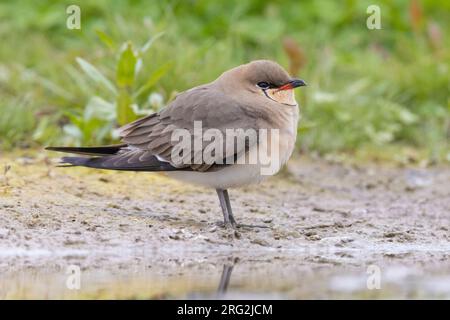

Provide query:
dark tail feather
left=60, top=155, right=181, bottom=172
left=46, top=144, right=126, bottom=156
left=56, top=164, right=78, bottom=167
left=52, top=146, right=184, bottom=172
left=61, top=157, right=91, bottom=167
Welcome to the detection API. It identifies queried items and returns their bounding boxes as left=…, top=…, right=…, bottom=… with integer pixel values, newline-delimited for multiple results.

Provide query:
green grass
left=0, top=0, right=448, bottom=162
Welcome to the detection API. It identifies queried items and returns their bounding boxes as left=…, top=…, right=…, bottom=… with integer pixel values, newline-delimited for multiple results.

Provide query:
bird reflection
left=217, top=264, right=234, bottom=294
left=216, top=257, right=238, bottom=296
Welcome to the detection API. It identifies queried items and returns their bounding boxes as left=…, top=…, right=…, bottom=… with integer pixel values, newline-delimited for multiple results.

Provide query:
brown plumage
left=47, top=60, right=306, bottom=228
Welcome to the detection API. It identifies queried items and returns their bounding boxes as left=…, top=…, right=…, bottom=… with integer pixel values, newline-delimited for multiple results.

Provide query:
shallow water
left=1, top=242, right=450, bottom=299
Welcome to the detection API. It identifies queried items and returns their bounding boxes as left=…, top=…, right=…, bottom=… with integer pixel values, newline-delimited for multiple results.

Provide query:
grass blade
left=76, top=57, right=117, bottom=96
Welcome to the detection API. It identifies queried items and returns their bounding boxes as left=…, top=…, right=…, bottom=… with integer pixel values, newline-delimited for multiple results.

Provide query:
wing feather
left=118, top=86, right=259, bottom=171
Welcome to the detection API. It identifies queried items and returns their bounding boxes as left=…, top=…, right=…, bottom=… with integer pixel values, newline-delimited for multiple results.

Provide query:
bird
left=47, top=60, right=306, bottom=229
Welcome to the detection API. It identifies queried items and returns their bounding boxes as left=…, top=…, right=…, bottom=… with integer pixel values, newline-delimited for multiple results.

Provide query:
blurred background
left=0, top=0, right=448, bottom=163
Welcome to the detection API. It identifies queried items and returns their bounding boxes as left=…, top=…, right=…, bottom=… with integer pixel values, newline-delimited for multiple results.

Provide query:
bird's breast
left=270, top=104, right=299, bottom=167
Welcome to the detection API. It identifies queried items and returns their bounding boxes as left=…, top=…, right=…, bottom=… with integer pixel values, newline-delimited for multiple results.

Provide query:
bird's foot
left=215, top=220, right=270, bottom=230
left=236, top=223, right=271, bottom=230
left=215, top=220, right=238, bottom=229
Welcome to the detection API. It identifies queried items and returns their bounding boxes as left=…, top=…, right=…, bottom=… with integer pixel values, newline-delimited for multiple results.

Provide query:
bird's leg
left=222, top=189, right=237, bottom=227
left=216, top=189, right=233, bottom=227
left=223, top=190, right=269, bottom=229
left=216, top=189, right=269, bottom=229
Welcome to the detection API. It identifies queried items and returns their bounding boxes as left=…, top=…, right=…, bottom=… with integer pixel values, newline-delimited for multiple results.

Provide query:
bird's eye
left=257, top=81, right=270, bottom=89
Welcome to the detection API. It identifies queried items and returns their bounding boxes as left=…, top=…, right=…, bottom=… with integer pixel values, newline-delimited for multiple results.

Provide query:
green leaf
left=96, top=30, right=116, bottom=50
left=32, top=123, right=60, bottom=145
left=63, top=110, right=83, bottom=127
left=141, top=32, right=164, bottom=53
left=35, top=74, right=74, bottom=100
left=76, top=57, right=117, bottom=95
left=116, top=42, right=137, bottom=88
left=84, top=96, right=115, bottom=121
left=134, top=62, right=173, bottom=99
left=116, top=89, right=136, bottom=126
left=62, top=124, right=83, bottom=141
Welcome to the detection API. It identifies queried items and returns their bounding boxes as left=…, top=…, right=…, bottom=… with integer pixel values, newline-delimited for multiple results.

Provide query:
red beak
left=277, top=79, right=307, bottom=91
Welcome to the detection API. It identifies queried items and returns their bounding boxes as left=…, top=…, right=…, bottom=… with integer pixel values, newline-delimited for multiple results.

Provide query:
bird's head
left=217, top=60, right=306, bottom=106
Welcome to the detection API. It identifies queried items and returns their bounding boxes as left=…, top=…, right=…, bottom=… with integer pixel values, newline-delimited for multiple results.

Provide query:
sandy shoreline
left=1, top=152, right=449, bottom=298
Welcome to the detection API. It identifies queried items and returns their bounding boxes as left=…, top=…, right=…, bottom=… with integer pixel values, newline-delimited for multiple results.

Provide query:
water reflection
left=217, top=263, right=234, bottom=295
left=1, top=249, right=450, bottom=299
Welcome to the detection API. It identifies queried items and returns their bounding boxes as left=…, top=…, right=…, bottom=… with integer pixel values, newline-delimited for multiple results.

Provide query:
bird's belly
left=167, top=163, right=268, bottom=189
left=166, top=131, right=295, bottom=189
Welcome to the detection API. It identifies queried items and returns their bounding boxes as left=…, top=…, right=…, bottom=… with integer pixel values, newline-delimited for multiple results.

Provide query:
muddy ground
left=0, top=151, right=449, bottom=299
